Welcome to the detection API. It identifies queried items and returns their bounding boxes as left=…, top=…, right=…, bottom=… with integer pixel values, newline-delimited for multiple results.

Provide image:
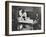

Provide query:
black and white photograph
left=12, top=6, right=41, bottom=31
left=5, top=1, right=45, bottom=36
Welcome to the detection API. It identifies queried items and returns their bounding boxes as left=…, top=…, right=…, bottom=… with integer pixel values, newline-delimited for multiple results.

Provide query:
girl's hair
left=22, top=9, right=25, bottom=13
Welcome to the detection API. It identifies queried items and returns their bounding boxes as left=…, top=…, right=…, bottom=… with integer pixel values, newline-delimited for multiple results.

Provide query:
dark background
left=12, top=6, right=41, bottom=31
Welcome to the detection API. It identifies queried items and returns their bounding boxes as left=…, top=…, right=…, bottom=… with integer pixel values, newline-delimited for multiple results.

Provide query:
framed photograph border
left=5, top=1, right=45, bottom=36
